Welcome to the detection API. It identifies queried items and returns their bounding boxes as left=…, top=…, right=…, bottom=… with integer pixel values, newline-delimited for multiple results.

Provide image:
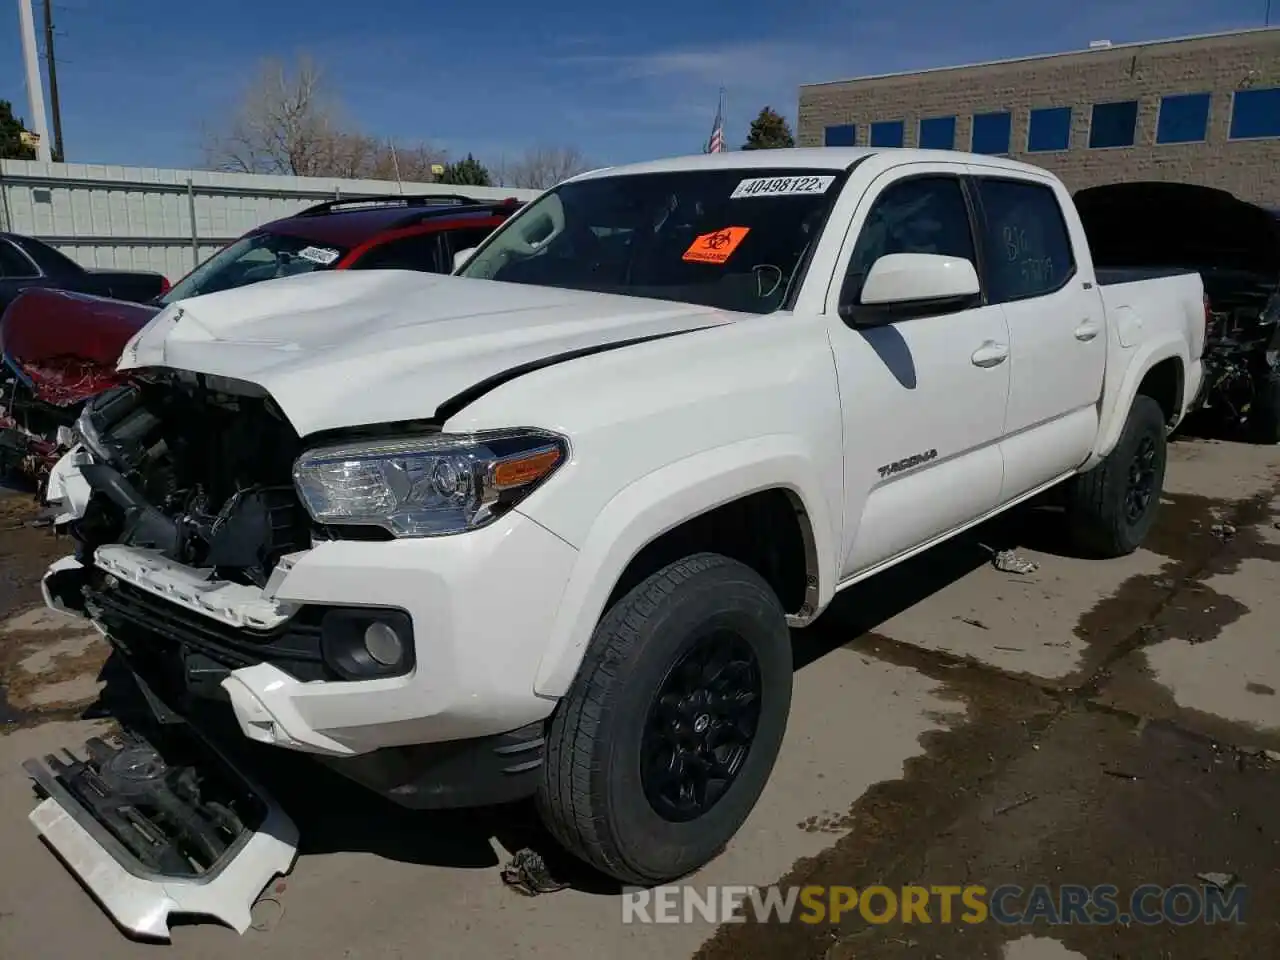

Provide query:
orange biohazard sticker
left=682, top=226, right=750, bottom=264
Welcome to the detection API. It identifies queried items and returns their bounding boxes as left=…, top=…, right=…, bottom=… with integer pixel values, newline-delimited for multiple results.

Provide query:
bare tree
left=201, top=55, right=345, bottom=176
left=200, top=55, right=446, bottom=181
left=493, top=145, right=594, bottom=190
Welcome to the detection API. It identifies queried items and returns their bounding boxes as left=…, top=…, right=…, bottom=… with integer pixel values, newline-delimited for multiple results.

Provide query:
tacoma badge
left=877, top=448, right=938, bottom=479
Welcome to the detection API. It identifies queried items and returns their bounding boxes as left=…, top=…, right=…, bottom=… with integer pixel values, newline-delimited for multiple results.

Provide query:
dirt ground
left=0, top=433, right=1277, bottom=960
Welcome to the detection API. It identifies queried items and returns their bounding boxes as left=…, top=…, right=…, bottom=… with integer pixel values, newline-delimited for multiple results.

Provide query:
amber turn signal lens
left=492, top=447, right=562, bottom=490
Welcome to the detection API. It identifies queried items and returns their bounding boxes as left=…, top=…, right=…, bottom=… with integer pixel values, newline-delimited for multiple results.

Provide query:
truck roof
left=570, top=147, right=1055, bottom=181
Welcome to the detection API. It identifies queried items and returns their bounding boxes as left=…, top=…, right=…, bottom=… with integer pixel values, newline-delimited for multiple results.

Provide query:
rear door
left=829, top=166, right=1013, bottom=576
left=969, top=173, right=1106, bottom=500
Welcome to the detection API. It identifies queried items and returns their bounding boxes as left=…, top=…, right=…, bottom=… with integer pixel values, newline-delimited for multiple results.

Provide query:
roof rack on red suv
left=295, top=194, right=507, bottom=217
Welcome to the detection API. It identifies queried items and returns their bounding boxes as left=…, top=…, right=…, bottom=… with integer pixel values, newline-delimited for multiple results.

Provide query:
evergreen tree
left=439, top=154, right=492, bottom=186
left=741, top=107, right=795, bottom=150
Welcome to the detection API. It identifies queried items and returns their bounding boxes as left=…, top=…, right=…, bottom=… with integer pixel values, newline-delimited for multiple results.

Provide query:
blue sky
left=2, top=0, right=1273, bottom=173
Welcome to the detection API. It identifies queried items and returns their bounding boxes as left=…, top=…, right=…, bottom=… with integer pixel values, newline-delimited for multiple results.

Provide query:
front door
left=829, top=168, right=1011, bottom=578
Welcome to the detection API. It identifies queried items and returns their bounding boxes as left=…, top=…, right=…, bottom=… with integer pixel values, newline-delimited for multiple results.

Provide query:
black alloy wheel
left=640, top=630, right=762, bottom=823
left=1124, top=434, right=1158, bottom=525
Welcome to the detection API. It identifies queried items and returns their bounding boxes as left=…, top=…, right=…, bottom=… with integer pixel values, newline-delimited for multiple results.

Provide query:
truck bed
left=1095, top=266, right=1200, bottom=286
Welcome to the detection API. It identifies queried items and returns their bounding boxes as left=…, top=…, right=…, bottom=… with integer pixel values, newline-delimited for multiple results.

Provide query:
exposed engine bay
left=70, top=375, right=313, bottom=588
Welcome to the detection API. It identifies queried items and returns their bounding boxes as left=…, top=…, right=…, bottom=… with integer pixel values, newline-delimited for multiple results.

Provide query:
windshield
left=456, top=168, right=846, bottom=314
left=160, top=232, right=347, bottom=304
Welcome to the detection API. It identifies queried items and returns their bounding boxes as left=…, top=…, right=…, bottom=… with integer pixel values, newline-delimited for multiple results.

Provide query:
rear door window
left=975, top=179, right=1077, bottom=303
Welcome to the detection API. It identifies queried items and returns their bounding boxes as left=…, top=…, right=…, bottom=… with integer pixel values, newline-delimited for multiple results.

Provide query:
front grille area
left=84, top=575, right=335, bottom=684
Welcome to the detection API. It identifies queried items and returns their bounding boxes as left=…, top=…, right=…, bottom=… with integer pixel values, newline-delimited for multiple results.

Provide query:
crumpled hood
left=119, top=269, right=736, bottom=437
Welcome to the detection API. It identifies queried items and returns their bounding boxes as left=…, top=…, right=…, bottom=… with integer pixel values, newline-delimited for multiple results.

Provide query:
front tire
left=1065, top=394, right=1168, bottom=558
left=537, top=553, right=793, bottom=885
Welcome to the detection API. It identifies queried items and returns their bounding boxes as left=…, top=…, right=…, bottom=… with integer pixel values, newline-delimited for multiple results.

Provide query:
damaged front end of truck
left=29, top=372, right=311, bottom=941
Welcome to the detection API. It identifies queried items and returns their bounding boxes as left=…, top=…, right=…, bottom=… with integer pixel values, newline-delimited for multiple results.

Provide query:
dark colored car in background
left=0, top=232, right=170, bottom=313
left=0, top=193, right=524, bottom=481
left=1075, top=181, right=1280, bottom=444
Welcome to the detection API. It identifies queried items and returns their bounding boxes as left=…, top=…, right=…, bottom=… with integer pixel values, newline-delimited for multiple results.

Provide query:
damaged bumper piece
left=24, top=721, right=297, bottom=941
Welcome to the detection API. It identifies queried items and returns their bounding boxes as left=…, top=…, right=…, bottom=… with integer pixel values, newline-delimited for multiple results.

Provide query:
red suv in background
left=162, top=193, right=521, bottom=299
left=0, top=193, right=523, bottom=481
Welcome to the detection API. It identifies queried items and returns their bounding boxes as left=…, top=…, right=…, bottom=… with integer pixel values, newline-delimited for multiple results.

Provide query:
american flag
left=705, top=89, right=726, bottom=153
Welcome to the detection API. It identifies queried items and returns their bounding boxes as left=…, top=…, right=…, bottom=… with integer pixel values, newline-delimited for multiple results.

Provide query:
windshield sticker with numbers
left=682, top=226, right=751, bottom=264
left=730, top=175, right=836, bottom=199
left=296, top=245, right=341, bottom=266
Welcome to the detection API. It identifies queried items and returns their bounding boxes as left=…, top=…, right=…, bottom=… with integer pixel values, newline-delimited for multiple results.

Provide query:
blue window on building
left=1089, top=100, right=1139, bottom=148
left=1027, top=106, right=1072, bottom=152
left=918, top=116, right=956, bottom=149
left=870, top=120, right=905, bottom=147
left=825, top=124, right=857, bottom=146
left=1229, top=87, right=1280, bottom=139
left=972, top=111, right=1012, bottom=154
left=1157, top=93, right=1211, bottom=143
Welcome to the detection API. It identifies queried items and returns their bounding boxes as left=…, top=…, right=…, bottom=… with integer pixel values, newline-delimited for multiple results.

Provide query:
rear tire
left=537, top=552, right=793, bottom=885
left=1248, top=368, right=1280, bottom=445
left=1065, top=395, right=1168, bottom=558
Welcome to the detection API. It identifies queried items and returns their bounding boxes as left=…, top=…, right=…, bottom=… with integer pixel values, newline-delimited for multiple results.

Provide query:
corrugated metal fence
left=0, top=159, right=539, bottom=282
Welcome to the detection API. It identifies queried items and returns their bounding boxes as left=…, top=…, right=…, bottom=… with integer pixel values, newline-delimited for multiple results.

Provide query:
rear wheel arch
left=1093, top=345, right=1187, bottom=464
left=1135, top=355, right=1185, bottom=426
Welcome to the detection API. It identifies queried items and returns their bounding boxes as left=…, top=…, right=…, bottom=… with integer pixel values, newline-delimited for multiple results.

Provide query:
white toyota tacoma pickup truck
left=32, top=148, right=1205, bottom=932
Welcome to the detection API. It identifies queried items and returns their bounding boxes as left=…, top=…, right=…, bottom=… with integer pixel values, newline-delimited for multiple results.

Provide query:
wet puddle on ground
left=697, top=478, right=1280, bottom=960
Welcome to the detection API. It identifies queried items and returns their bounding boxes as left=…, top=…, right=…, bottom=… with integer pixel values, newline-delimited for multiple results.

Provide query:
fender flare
left=1090, top=337, right=1188, bottom=467
left=530, top=435, right=838, bottom=699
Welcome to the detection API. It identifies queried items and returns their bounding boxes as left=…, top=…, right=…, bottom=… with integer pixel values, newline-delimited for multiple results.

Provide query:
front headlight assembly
left=292, top=429, right=567, bottom=537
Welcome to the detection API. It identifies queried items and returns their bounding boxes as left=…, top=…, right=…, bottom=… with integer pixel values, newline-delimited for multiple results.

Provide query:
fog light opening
left=364, top=621, right=405, bottom=666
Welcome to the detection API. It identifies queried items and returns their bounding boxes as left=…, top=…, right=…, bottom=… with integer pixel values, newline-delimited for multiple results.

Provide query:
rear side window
left=0, top=240, right=38, bottom=278
left=352, top=233, right=447, bottom=273
left=975, top=179, right=1076, bottom=303
left=844, top=176, right=976, bottom=302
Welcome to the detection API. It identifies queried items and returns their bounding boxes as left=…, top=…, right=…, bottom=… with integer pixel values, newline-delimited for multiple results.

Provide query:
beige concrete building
left=797, top=27, right=1280, bottom=206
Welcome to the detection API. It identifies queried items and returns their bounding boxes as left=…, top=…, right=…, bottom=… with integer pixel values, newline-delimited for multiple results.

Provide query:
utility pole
left=42, top=0, right=63, bottom=160
left=16, top=0, right=53, bottom=161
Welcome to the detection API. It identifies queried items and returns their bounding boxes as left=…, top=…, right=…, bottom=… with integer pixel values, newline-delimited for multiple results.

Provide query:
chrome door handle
left=1074, top=321, right=1101, bottom=341
left=971, top=341, right=1009, bottom=368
